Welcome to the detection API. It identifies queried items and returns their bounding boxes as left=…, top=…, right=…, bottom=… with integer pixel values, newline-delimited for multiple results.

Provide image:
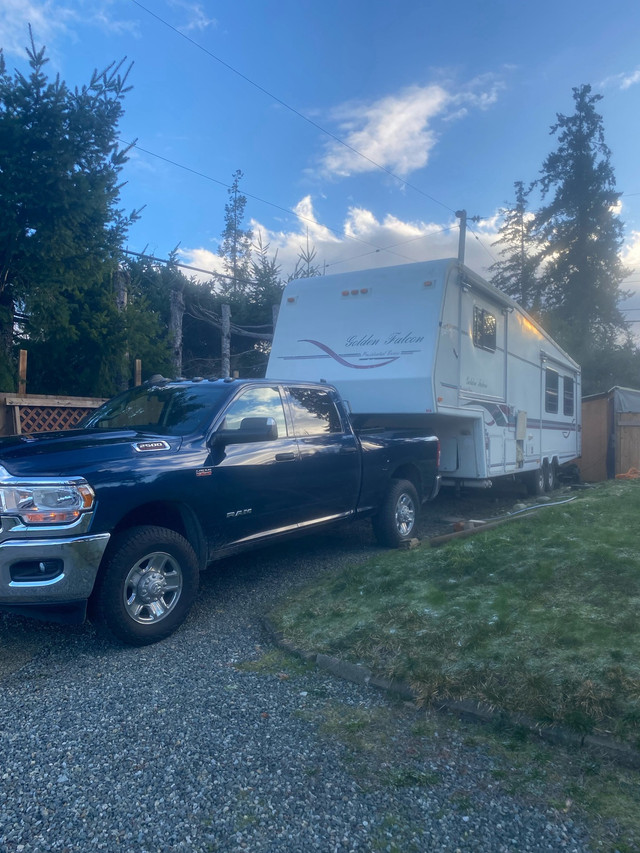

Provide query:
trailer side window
left=563, top=376, right=574, bottom=416
left=473, top=307, right=496, bottom=352
left=545, top=368, right=559, bottom=414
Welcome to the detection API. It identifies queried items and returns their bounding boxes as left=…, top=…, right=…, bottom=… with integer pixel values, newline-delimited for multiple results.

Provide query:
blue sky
left=2, top=0, right=640, bottom=321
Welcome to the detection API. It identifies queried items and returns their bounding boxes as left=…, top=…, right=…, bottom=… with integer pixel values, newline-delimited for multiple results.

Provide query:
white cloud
left=0, top=0, right=76, bottom=56
left=176, top=247, right=226, bottom=283
left=318, top=75, right=504, bottom=180
left=621, top=231, right=640, bottom=286
left=0, top=0, right=137, bottom=59
left=180, top=197, right=500, bottom=284
left=320, top=84, right=450, bottom=178
left=168, top=0, right=216, bottom=32
left=601, top=68, right=640, bottom=90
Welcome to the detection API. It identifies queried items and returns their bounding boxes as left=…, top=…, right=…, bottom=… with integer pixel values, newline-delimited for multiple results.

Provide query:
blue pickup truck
left=0, top=378, right=440, bottom=645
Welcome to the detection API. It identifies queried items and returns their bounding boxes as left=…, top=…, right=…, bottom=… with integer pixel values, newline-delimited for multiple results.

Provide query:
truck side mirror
left=213, top=416, right=278, bottom=446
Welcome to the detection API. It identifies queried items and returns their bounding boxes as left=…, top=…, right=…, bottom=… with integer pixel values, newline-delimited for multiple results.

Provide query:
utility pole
left=455, top=209, right=484, bottom=266
left=456, top=210, right=467, bottom=265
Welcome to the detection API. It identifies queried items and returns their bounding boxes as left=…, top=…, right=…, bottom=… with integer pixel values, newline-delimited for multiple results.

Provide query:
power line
left=325, top=224, right=457, bottom=270
left=124, top=141, right=421, bottom=264
left=129, top=0, right=456, bottom=215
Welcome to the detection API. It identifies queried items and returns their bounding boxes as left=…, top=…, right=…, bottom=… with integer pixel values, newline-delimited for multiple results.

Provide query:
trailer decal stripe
left=299, top=339, right=400, bottom=369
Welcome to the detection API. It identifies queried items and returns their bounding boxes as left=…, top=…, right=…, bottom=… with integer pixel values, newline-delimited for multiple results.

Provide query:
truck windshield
left=82, top=384, right=233, bottom=436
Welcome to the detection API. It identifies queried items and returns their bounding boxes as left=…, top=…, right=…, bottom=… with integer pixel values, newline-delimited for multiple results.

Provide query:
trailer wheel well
left=109, top=502, right=207, bottom=569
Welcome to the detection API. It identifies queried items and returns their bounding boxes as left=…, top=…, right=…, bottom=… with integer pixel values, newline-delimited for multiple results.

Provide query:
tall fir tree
left=534, top=85, right=630, bottom=370
left=0, top=29, right=139, bottom=395
left=490, top=181, right=541, bottom=313
left=216, top=169, right=253, bottom=298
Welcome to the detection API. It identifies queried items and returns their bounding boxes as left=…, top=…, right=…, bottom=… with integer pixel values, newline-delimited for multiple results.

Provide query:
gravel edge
left=261, top=616, right=640, bottom=771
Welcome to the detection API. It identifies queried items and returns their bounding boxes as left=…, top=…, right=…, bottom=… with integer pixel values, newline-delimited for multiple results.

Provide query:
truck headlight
left=0, top=466, right=95, bottom=525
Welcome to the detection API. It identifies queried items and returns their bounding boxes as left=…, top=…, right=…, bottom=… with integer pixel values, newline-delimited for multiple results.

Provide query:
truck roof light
left=342, top=290, right=349, bottom=296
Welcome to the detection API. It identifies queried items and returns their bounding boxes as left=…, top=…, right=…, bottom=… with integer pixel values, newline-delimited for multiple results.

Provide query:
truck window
left=473, top=307, right=496, bottom=352
left=287, top=388, right=342, bottom=436
left=545, top=368, right=559, bottom=414
left=221, top=386, right=287, bottom=437
left=563, top=376, right=575, bottom=416
left=83, top=384, right=232, bottom=436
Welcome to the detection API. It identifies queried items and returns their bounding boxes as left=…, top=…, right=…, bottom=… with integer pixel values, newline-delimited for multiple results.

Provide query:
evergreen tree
left=251, top=231, right=283, bottom=311
left=534, top=85, right=630, bottom=367
left=216, top=169, right=253, bottom=298
left=122, top=253, right=183, bottom=381
left=490, top=181, right=541, bottom=313
left=0, top=29, right=138, bottom=394
left=288, top=230, right=323, bottom=281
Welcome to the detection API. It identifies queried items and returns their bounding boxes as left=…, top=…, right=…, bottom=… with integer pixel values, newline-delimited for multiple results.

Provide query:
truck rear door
left=284, top=386, right=361, bottom=525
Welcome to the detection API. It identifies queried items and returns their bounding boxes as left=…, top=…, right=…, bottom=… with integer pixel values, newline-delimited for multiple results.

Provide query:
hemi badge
left=133, top=440, right=170, bottom=452
left=196, top=468, right=212, bottom=477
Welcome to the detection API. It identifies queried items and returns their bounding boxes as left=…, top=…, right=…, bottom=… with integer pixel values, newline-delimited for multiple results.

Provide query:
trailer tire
left=372, top=479, right=420, bottom=547
left=544, top=460, right=558, bottom=492
left=90, top=525, right=199, bottom=646
left=526, top=467, right=545, bottom=496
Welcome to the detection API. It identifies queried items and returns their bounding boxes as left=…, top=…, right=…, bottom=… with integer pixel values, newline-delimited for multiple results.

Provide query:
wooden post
left=18, top=349, right=27, bottom=395
left=222, top=304, right=231, bottom=377
left=135, top=359, right=142, bottom=387
left=170, top=280, right=185, bottom=377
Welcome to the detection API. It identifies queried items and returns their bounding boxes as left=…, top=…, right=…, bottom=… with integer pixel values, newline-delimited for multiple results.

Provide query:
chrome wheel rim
left=395, top=494, right=416, bottom=537
left=123, top=551, right=183, bottom=624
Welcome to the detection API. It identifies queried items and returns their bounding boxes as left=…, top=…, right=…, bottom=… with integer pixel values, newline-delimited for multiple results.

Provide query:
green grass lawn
left=271, top=480, right=640, bottom=745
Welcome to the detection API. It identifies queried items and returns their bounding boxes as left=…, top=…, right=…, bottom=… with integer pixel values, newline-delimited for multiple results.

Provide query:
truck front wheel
left=372, top=479, right=420, bottom=547
left=90, top=526, right=199, bottom=646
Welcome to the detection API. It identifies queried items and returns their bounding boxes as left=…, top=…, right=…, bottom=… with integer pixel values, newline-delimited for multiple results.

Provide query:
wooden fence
left=0, top=394, right=106, bottom=436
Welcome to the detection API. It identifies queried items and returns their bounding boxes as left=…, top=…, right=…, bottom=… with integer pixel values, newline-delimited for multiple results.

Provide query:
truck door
left=285, top=386, right=361, bottom=524
left=205, top=385, right=301, bottom=548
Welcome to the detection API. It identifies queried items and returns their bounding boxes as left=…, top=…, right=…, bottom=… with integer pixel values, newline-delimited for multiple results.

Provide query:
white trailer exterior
left=266, top=258, right=581, bottom=491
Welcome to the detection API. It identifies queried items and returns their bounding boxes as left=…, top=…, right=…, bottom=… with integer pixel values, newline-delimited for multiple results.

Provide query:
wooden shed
left=577, top=387, right=640, bottom=481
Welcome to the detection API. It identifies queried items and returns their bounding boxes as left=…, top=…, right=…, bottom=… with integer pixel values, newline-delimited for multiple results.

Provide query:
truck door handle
left=340, top=446, right=358, bottom=454
left=275, top=452, right=296, bottom=462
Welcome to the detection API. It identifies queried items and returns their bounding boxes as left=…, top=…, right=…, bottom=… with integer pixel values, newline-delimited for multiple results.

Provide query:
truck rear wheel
left=372, top=479, right=420, bottom=547
left=90, top=526, right=199, bottom=646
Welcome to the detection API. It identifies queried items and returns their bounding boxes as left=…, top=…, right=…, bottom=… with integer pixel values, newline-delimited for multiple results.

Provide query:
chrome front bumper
left=0, top=532, right=110, bottom=604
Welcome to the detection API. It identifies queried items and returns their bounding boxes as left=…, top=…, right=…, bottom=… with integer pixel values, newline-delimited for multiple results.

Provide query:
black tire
left=90, top=525, right=199, bottom=646
left=526, top=467, right=545, bottom=496
left=544, top=460, right=558, bottom=492
left=372, top=479, right=420, bottom=547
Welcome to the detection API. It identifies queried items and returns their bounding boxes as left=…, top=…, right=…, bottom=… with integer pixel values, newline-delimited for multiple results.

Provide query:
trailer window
left=563, top=376, right=575, bottom=416
left=473, top=307, right=497, bottom=352
left=545, top=368, right=559, bottom=414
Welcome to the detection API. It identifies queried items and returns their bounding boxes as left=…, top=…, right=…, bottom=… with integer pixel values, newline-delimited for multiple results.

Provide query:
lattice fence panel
left=19, top=406, right=93, bottom=434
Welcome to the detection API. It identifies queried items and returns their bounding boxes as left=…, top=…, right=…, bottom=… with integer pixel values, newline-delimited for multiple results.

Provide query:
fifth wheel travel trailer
left=266, top=258, right=581, bottom=493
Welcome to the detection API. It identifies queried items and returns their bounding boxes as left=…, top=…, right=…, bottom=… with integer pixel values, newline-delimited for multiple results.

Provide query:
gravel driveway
left=0, top=491, right=591, bottom=852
